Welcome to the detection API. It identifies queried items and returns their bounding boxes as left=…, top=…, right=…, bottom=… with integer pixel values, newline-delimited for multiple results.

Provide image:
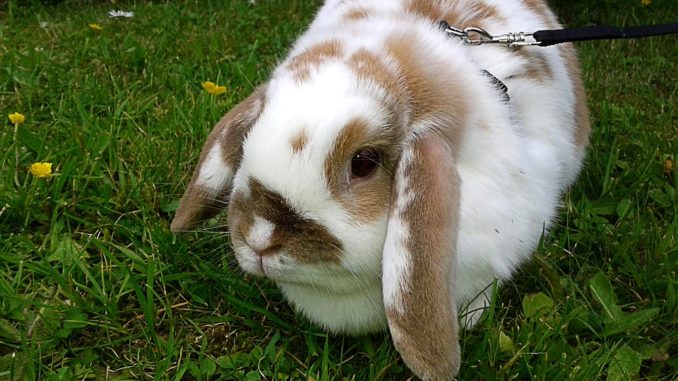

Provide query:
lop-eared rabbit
left=172, top=0, right=589, bottom=379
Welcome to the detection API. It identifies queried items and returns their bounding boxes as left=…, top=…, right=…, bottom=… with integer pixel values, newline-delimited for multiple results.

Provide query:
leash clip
left=439, top=21, right=541, bottom=46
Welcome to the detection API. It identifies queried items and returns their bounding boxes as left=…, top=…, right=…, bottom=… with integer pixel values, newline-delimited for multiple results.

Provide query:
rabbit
left=171, top=0, right=590, bottom=379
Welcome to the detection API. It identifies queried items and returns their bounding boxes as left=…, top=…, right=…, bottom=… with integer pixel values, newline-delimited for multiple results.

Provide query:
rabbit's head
left=172, top=35, right=474, bottom=379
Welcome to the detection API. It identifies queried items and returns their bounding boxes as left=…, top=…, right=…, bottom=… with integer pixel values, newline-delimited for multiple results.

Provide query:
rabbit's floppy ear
left=171, top=85, right=267, bottom=232
left=383, top=133, right=461, bottom=380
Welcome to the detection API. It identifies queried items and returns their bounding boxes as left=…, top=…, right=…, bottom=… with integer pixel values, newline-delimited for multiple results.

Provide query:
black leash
left=439, top=21, right=678, bottom=47
left=534, top=23, right=678, bottom=46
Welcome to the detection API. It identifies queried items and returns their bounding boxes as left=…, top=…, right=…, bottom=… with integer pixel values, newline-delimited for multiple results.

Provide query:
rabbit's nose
left=243, top=234, right=282, bottom=257
left=243, top=215, right=280, bottom=256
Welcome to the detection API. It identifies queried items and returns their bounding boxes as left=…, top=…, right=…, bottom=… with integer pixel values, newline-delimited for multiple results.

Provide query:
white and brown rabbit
left=171, top=0, right=589, bottom=379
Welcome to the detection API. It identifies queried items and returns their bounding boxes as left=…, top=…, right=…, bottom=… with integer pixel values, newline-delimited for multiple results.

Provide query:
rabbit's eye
left=351, top=148, right=381, bottom=180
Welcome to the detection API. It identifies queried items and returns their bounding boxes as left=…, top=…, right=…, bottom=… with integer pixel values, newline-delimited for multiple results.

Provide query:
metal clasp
left=439, top=21, right=540, bottom=47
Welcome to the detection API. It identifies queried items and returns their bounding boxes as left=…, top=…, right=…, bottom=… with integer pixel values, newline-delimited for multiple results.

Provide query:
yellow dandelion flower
left=641, top=0, right=651, bottom=5
left=201, top=81, right=227, bottom=95
left=8, top=112, right=25, bottom=125
left=89, top=23, right=103, bottom=31
left=30, top=162, right=53, bottom=179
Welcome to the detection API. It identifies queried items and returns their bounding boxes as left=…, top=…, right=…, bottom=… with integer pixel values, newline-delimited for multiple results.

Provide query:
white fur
left=226, top=0, right=585, bottom=334
left=246, top=215, right=275, bottom=252
left=279, top=280, right=386, bottom=333
left=197, top=144, right=232, bottom=191
left=382, top=143, right=416, bottom=315
left=382, top=216, right=411, bottom=315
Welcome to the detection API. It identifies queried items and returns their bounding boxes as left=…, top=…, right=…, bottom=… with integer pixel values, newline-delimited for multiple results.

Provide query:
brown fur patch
left=386, top=36, right=438, bottom=120
left=464, top=2, right=501, bottom=27
left=385, top=33, right=468, bottom=143
left=324, top=118, right=370, bottom=190
left=386, top=136, right=461, bottom=380
left=171, top=85, right=268, bottom=232
left=324, top=118, right=400, bottom=224
left=405, top=0, right=445, bottom=22
left=287, top=40, right=345, bottom=82
left=229, top=179, right=343, bottom=264
left=346, top=49, right=400, bottom=90
left=405, top=0, right=462, bottom=28
left=290, top=131, right=308, bottom=153
left=217, top=86, right=268, bottom=171
left=405, top=0, right=500, bottom=29
left=560, top=44, right=591, bottom=149
left=344, top=7, right=371, bottom=20
left=346, top=48, right=406, bottom=110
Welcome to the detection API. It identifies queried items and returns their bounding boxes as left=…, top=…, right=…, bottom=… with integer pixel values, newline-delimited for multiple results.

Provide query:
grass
left=0, top=0, right=676, bottom=380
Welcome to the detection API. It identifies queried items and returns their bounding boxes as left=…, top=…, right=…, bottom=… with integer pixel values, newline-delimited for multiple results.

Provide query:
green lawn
left=1, top=0, right=676, bottom=380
